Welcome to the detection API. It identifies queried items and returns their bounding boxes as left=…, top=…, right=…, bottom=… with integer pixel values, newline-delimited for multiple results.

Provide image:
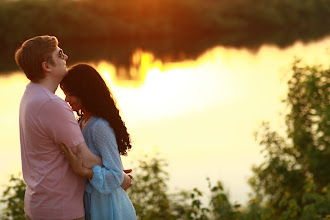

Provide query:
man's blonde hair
left=15, top=35, right=58, bottom=82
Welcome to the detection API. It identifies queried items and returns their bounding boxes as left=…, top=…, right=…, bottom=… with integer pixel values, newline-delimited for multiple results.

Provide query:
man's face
left=49, top=47, right=69, bottom=79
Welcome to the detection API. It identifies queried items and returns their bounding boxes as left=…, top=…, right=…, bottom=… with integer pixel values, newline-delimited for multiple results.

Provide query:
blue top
left=81, top=116, right=136, bottom=220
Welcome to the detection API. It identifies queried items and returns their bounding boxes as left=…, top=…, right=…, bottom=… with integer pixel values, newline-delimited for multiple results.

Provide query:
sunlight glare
left=92, top=49, right=240, bottom=124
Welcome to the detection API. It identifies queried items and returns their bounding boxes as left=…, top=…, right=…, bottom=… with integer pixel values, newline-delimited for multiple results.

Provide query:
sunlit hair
left=60, top=64, right=132, bottom=155
left=15, top=35, right=58, bottom=83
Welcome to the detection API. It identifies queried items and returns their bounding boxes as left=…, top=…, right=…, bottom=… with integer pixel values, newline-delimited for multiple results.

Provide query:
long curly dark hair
left=60, top=63, right=131, bottom=155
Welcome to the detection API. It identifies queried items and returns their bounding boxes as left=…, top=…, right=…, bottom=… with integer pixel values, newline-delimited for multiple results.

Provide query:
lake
left=0, top=35, right=329, bottom=206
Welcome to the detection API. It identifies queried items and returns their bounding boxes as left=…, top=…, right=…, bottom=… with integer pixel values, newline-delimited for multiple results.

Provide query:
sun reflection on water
left=92, top=49, right=240, bottom=124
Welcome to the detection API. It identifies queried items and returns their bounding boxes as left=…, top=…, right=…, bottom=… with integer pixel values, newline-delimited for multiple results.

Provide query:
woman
left=59, top=64, right=136, bottom=220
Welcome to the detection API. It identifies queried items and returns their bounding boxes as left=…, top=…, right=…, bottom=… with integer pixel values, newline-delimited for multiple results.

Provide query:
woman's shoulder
left=93, top=117, right=108, bottom=126
left=92, top=117, right=114, bottom=132
left=91, top=117, right=116, bottom=142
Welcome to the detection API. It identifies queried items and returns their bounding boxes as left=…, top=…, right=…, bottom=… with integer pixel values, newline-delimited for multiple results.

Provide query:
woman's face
left=64, top=92, right=82, bottom=112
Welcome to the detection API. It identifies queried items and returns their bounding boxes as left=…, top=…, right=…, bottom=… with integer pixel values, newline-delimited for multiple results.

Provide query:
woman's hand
left=57, top=142, right=94, bottom=179
left=121, top=169, right=133, bottom=190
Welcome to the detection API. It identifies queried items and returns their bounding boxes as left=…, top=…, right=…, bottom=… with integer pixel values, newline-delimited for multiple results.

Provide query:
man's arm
left=73, top=141, right=103, bottom=169
left=59, top=142, right=102, bottom=171
left=59, top=142, right=94, bottom=178
left=59, top=142, right=133, bottom=190
left=40, top=100, right=103, bottom=169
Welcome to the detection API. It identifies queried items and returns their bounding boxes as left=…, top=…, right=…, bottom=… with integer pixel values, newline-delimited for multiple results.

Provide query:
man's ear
left=42, top=61, right=51, bottom=73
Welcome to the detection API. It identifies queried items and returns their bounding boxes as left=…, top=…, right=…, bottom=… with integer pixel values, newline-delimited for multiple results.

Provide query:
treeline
left=1, top=0, right=330, bottom=73
left=1, top=59, right=329, bottom=219
left=1, top=0, right=330, bottom=45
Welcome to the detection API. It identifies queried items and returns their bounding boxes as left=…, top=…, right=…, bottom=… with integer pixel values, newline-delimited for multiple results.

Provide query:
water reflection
left=2, top=30, right=330, bottom=74
left=0, top=37, right=329, bottom=205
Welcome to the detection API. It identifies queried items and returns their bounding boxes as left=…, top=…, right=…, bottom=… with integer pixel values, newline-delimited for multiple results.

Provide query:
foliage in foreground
left=1, top=60, right=329, bottom=219
left=249, top=59, right=330, bottom=220
left=0, top=175, right=26, bottom=220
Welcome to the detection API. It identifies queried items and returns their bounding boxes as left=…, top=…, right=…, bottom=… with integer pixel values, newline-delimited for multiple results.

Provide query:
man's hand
left=57, top=142, right=93, bottom=179
left=121, top=169, right=133, bottom=190
left=77, top=142, right=103, bottom=168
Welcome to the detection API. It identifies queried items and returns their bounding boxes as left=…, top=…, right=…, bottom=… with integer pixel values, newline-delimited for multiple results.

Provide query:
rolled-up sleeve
left=38, top=99, right=84, bottom=147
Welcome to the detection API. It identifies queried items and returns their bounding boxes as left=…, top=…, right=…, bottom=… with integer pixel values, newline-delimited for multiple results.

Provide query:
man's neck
left=38, top=77, right=61, bottom=94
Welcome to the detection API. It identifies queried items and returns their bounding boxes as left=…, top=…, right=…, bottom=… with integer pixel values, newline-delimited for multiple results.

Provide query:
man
left=16, top=35, right=131, bottom=220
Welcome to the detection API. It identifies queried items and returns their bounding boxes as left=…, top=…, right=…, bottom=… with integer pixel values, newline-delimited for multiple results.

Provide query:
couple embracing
left=16, top=35, right=137, bottom=220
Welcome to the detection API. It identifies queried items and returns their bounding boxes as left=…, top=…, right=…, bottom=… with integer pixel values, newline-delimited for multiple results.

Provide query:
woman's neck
left=81, top=109, right=93, bottom=130
left=82, top=108, right=93, bottom=122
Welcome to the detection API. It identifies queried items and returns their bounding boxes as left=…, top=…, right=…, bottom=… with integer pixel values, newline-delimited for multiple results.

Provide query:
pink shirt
left=19, top=83, right=86, bottom=220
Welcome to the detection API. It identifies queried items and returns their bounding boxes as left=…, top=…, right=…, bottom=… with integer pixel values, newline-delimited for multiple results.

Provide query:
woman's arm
left=89, top=119, right=128, bottom=194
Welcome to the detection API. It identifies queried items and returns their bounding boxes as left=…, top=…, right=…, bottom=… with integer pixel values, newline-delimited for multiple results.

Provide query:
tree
left=126, top=154, right=177, bottom=220
left=208, top=178, right=241, bottom=220
left=0, top=174, right=26, bottom=220
left=249, top=59, right=330, bottom=219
